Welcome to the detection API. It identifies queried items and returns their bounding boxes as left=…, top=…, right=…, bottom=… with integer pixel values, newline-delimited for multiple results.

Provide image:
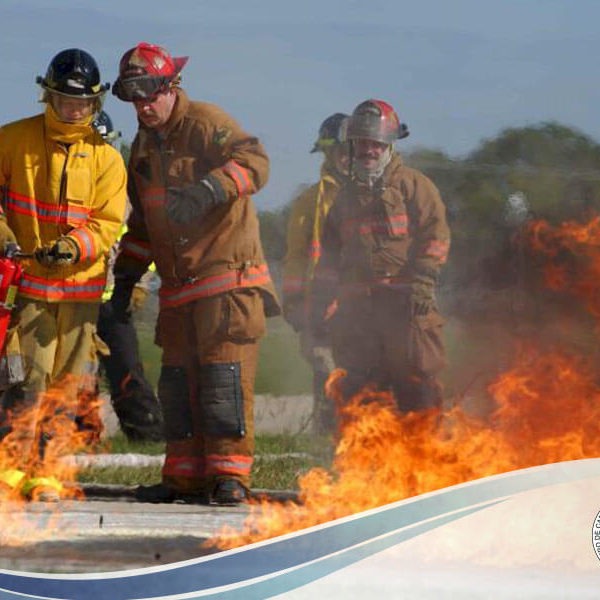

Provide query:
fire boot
left=212, top=478, right=249, bottom=506
left=111, top=375, right=164, bottom=442
left=0, top=468, right=26, bottom=500
left=21, top=476, right=63, bottom=502
left=135, top=483, right=209, bottom=505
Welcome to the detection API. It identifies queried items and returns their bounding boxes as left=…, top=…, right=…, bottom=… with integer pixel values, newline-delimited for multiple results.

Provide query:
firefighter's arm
left=110, top=175, right=153, bottom=319
left=309, top=208, right=341, bottom=339
left=0, top=130, right=17, bottom=254
left=408, top=174, right=451, bottom=315
left=165, top=106, right=269, bottom=224
left=60, top=145, right=128, bottom=264
left=282, top=187, right=317, bottom=331
left=411, top=173, right=450, bottom=278
left=202, top=104, right=269, bottom=200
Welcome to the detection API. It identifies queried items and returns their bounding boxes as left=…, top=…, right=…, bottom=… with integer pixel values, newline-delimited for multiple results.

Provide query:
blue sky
left=3, top=0, right=600, bottom=209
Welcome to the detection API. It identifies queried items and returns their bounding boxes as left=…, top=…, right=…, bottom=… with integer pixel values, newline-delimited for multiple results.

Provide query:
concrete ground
left=0, top=498, right=249, bottom=573
left=0, top=396, right=314, bottom=575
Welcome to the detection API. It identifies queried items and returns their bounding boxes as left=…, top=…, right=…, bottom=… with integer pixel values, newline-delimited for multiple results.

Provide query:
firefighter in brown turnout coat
left=311, top=99, right=450, bottom=413
left=111, top=42, right=279, bottom=505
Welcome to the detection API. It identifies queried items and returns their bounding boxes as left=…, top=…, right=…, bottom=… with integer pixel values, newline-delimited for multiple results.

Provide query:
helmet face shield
left=346, top=99, right=409, bottom=145
left=112, top=75, right=170, bottom=102
left=347, top=110, right=399, bottom=144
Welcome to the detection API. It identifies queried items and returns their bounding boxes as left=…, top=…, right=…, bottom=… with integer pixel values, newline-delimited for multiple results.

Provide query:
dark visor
left=112, top=75, right=170, bottom=102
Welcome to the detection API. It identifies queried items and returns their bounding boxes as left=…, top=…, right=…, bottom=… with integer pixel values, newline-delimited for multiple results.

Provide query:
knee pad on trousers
left=197, top=362, right=245, bottom=438
left=157, top=366, right=193, bottom=441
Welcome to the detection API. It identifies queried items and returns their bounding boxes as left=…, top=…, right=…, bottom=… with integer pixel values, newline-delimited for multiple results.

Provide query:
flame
left=209, top=350, right=600, bottom=550
left=0, top=375, right=104, bottom=544
left=527, top=216, right=600, bottom=319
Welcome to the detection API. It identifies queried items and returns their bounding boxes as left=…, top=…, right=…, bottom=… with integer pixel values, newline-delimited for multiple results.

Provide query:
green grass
left=77, top=433, right=333, bottom=490
left=135, top=300, right=312, bottom=396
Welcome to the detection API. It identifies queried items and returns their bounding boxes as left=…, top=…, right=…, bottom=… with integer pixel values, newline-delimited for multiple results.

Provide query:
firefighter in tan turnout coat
left=111, top=42, right=279, bottom=505
left=311, top=99, right=450, bottom=413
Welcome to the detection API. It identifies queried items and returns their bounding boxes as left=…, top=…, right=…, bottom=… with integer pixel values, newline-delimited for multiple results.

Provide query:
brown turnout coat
left=119, top=88, right=279, bottom=314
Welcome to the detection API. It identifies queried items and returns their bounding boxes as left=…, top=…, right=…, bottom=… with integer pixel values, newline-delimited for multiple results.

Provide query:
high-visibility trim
left=141, top=186, right=166, bottom=209
left=120, top=237, right=153, bottom=262
left=424, top=239, right=450, bottom=264
left=223, top=160, right=253, bottom=196
left=6, top=191, right=90, bottom=225
left=159, top=263, right=272, bottom=308
left=162, top=456, right=205, bottom=478
left=341, top=214, right=408, bottom=238
left=19, top=273, right=106, bottom=301
left=309, top=239, right=321, bottom=261
left=68, top=229, right=97, bottom=261
left=205, top=454, right=253, bottom=477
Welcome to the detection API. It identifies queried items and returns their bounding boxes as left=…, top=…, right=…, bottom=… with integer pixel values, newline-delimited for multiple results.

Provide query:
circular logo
left=593, top=510, right=600, bottom=563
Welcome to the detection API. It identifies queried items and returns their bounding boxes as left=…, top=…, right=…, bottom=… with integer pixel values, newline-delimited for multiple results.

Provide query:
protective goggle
left=112, top=75, right=171, bottom=102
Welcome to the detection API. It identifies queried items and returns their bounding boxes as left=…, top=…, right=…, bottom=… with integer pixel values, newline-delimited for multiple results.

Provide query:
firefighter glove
left=109, top=277, right=136, bottom=322
left=410, top=276, right=436, bottom=317
left=34, top=237, right=79, bottom=266
left=0, top=220, right=17, bottom=256
left=166, top=176, right=227, bottom=224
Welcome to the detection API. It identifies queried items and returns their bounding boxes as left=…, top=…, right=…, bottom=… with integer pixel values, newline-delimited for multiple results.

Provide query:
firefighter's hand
left=34, top=237, right=79, bottom=266
left=130, top=285, right=149, bottom=311
left=0, top=220, right=17, bottom=256
left=409, top=277, right=436, bottom=317
left=166, top=178, right=225, bottom=224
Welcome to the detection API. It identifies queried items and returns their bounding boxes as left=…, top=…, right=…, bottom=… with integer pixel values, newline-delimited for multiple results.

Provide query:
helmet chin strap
left=353, top=145, right=393, bottom=188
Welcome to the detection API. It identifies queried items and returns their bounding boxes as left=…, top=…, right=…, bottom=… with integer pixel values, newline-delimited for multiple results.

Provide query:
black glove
left=409, top=276, right=436, bottom=317
left=109, top=277, right=137, bottom=322
left=166, top=177, right=226, bottom=224
left=34, top=237, right=79, bottom=266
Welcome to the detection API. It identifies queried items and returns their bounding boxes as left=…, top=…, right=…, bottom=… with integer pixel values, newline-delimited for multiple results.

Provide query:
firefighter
left=111, top=42, right=279, bottom=505
left=311, top=99, right=450, bottom=413
left=0, top=49, right=127, bottom=501
left=282, top=113, right=349, bottom=434
left=92, top=111, right=164, bottom=443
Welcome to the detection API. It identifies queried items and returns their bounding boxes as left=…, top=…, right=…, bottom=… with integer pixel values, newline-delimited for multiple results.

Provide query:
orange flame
left=527, top=216, right=600, bottom=319
left=210, top=348, right=600, bottom=549
left=0, top=376, right=105, bottom=544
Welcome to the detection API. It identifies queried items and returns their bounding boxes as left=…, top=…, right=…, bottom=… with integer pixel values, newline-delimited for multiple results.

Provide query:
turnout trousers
left=330, top=287, right=446, bottom=413
left=0, top=299, right=100, bottom=469
left=156, top=288, right=265, bottom=494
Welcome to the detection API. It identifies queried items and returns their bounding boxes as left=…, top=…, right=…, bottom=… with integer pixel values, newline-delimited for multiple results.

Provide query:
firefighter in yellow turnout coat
left=111, top=42, right=279, bottom=505
left=312, top=100, right=450, bottom=413
left=0, top=49, right=127, bottom=501
left=282, top=113, right=349, bottom=433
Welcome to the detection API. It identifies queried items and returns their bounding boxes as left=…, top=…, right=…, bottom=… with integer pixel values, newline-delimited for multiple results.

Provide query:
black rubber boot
left=212, top=479, right=249, bottom=506
left=135, top=483, right=178, bottom=503
left=135, top=483, right=210, bottom=505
